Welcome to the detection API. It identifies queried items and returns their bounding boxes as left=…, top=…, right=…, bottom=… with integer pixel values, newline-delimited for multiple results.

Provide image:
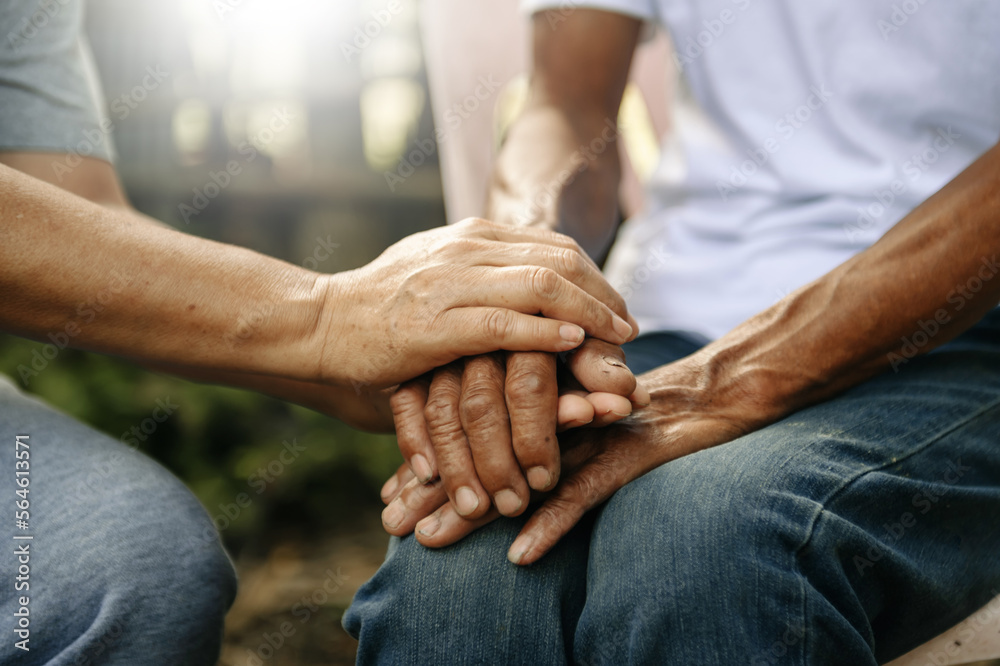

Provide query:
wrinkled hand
left=317, top=218, right=636, bottom=389
left=381, top=355, right=762, bottom=565
left=383, top=340, right=649, bottom=528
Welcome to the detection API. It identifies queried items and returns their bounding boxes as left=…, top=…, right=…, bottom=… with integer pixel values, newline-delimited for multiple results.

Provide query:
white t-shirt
left=524, top=0, right=1000, bottom=341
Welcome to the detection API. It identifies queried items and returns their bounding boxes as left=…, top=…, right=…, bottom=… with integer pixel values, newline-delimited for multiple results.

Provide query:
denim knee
left=0, top=388, right=237, bottom=666
left=346, top=515, right=591, bottom=666
left=577, top=439, right=822, bottom=665
left=63, top=449, right=238, bottom=665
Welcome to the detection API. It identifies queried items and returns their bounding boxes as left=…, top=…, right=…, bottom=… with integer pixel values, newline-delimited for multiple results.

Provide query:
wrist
left=230, top=268, right=339, bottom=384
left=488, top=107, right=621, bottom=257
left=643, top=347, right=788, bottom=435
left=300, top=271, right=351, bottom=385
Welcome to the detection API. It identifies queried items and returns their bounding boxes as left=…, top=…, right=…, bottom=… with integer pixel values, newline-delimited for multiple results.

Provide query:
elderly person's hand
left=383, top=341, right=649, bottom=527
left=378, top=351, right=760, bottom=564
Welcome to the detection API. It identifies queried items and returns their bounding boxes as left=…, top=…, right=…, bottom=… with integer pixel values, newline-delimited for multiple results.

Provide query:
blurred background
left=0, top=1, right=675, bottom=660
left=2, top=2, right=999, bottom=665
left=0, top=0, right=446, bottom=663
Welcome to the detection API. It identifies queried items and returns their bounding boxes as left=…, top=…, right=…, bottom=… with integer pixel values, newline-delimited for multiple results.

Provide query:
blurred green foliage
left=0, top=333, right=401, bottom=556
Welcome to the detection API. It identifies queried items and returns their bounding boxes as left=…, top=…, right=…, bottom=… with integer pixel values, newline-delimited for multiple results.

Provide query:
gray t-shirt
left=0, top=0, right=113, bottom=161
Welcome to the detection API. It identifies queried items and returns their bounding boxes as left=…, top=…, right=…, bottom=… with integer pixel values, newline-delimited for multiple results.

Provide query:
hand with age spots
left=381, top=337, right=650, bottom=533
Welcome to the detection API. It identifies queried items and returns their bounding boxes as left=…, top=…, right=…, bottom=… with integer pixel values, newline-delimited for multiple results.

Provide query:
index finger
left=457, top=218, right=636, bottom=331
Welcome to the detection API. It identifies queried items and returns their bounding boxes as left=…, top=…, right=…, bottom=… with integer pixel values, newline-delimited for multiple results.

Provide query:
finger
left=556, top=392, right=595, bottom=431
left=381, top=476, right=449, bottom=536
left=413, top=501, right=500, bottom=549
left=455, top=219, right=631, bottom=320
left=505, top=352, right=560, bottom=492
left=460, top=355, right=530, bottom=517
left=567, top=338, right=637, bottom=397
left=507, top=455, right=625, bottom=566
left=380, top=463, right=415, bottom=505
left=450, top=264, right=632, bottom=343
left=390, top=377, right=437, bottom=484
left=425, top=363, right=492, bottom=519
left=585, top=392, right=634, bottom=427
left=630, top=381, right=651, bottom=408
left=456, top=217, right=602, bottom=271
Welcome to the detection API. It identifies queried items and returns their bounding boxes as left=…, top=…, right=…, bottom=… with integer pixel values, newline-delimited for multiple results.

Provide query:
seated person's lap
left=0, top=377, right=236, bottom=665
left=346, top=309, right=1000, bottom=665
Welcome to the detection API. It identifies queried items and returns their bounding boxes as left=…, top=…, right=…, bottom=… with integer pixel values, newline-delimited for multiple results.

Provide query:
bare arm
left=383, top=10, right=644, bottom=525
left=389, top=138, right=1000, bottom=563
left=0, top=154, right=635, bottom=430
left=487, top=9, right=641, bottom=259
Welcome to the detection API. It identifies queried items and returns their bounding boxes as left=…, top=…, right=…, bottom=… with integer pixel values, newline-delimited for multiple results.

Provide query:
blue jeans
left=0, top=378, right=236, bottom=665
left=344, top=310, right=1000, bottom=665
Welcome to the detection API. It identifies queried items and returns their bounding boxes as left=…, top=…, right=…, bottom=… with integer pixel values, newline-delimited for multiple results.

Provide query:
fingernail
left=382, top=498, right=404, bottom=530
left=612, top=315, right=633, bottom=342
left=380, top=475, right=399, bottom=500
left=560, top=324, right=584, bottom=344
left=526, top=466, right=552, bottom=491
left=416, top=514, right=440, bottom=538
left=602, top=355, right=626, bottom=369
left=627, top=313, right=640, bottom=336
left=611, top=410, right=631, bottom=418
left=494, top=489, right=523, bottom=515
left=455, top=486, right=480, bottom=516
left=507, top=534, right=533, bottom=565
left=566, top=417, right=593, bottom=428
left=411, top=454, right=433, bottom=484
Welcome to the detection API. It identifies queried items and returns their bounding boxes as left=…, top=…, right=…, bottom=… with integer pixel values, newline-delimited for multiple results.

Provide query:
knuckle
left=507, top=370, right=548, bottom=400
left=564, top=235, right=586, bottom=257
left=527, top=266, right=561, bottom=300
left=424, top=395, right=461, bottom=431
left=483, top=308, right=514, bottom=341
left=565, top=462, right=614, bottom=504
left=451, top=237, right=480, bottom=255
left=460, top=390, right=505, bottom=429
left=390, top=387, right=421, bottom=417
left=553, top=247, right=586, bottom=281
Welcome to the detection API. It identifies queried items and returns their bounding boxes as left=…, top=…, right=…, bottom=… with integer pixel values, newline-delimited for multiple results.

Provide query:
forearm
left=488, top=108, right=622, bottom=258
left=147, top=362, right=394, bottom=432
left=671, top=141, right=1000, bottom=427
left=486, top=10, right=640, bottom=260
left=0, top=163, right=329, bottom=383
